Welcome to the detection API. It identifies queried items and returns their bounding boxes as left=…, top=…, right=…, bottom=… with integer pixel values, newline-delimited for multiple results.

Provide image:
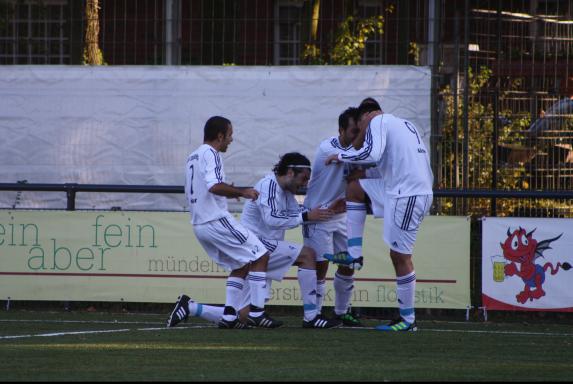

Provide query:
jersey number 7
left=189, top=164, right=194, bottom=195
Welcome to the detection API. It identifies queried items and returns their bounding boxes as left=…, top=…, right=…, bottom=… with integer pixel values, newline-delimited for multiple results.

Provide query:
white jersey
left=185, top=144, right=228, bottom=225
left=338, top=114, right=433, bottom=198
left=303, top=136, right=352, bottom=210
left=241, top=173, right=304, bottom=241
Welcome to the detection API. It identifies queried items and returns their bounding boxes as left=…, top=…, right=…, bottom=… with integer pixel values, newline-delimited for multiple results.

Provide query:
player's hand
left=327, top=198, right=346, bottom=214
left=358, top=111, right=381, bottom=132
left=229, top=182, right=241, bottom=202
left=307, top=207, right=335, bottom=221
left=241, top=188, right=259, bottom=201
left=325, top=154, right=341, bottom=165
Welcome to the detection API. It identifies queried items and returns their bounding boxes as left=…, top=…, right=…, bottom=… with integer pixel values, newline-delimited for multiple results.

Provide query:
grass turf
left=1, top=310, right=572, bottom=381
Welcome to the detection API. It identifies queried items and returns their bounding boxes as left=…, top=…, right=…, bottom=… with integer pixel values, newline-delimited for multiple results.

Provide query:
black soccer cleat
left=167, top=294, right=190, bottom=328
left=247, top=313, right=283, bottom=328
left=303, top=314, right=341, bottom=329
left=218, top=318, right=250, bottom=329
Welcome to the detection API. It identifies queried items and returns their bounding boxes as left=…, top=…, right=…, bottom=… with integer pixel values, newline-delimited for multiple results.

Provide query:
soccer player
left=167, top=115, right=282, bottom=330
left=302, top=107, right=364, bottom=326
left=325, top=99, right=434, bottom=332
left=240, top=152, right=342, bottom=328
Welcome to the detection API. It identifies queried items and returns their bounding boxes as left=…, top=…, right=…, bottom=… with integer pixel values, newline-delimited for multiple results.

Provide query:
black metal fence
left=1, top=0, right=572, bottom=217
left=2, top=183, right=573, bottom=217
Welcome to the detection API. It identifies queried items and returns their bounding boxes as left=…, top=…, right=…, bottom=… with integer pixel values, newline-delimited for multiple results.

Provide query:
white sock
left=334, top=272, right=354, bottom=316
left=223, top=277, right=245, bottom=321
left=316, top=279, right=326, bottom=314
left=298, top=268, right=318, bottom=321
left=248, top=271, right=267, bottom=317
left=346, top=202, right=367, bottom=259
left=188, top=301, right=224, bottom=324
left=396, top=271, right=416, bottom=323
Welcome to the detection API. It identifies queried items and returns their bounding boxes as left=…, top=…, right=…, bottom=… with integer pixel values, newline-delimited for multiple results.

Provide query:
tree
left=83, top=0, right=104, bottom=65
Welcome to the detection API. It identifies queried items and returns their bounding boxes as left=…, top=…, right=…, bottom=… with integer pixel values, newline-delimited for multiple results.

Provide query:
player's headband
left=288, top=165, right=311, bottom=169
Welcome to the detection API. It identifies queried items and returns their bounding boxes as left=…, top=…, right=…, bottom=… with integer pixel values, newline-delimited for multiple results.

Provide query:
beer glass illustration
left=491, top=255, right=507, bottom=282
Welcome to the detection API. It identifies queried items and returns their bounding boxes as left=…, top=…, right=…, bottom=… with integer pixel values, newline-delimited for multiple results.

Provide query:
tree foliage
left=302, top=5, right=393, bottom=65
left=437, top=66, right=570, bottom=217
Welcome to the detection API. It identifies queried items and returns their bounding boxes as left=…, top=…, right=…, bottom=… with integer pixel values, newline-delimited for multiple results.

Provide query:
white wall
left=0, top=65, right=430, bottom=210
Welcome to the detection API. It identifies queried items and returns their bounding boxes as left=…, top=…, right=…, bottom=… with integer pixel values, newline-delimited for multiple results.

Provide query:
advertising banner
left=0, top=211, right=470, bottom=308
left=482, top=217, right=573, bottom=311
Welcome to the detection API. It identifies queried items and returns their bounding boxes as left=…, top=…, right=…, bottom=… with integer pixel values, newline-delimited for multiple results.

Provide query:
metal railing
left=0, top=183, right=183, bottom=211
left=2, top=182, right=573, bottom=214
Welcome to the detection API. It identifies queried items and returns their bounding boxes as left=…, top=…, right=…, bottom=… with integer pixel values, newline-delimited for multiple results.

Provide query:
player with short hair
left=302, top=107, right=364, bottom=326
left=167, top=115, right=282, bottom=330
left=325, top=98, right=434, bottom=332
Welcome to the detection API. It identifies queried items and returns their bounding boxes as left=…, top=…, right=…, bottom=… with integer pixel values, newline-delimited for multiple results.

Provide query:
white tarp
left=0, top=65, right=431, bottom=210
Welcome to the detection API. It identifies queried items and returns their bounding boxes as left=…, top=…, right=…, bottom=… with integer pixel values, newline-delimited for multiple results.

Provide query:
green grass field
left=1, top=310, right=572, bottom=381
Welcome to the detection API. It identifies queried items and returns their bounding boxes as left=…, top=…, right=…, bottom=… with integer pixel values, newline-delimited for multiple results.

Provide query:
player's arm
left=209, top=183, right=258, bottom=201
left=257, top=179, right=304, bottom=229
left=258, top=180, right=333, bottom=229
left=202, top=150, right=258, bottom=201
left=326, top=115, right=386, bottom=165
left=352, top=111, right=381, bottom=149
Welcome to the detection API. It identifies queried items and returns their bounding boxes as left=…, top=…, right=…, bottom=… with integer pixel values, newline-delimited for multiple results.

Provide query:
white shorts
left=237, top=238, right=302, bottom=309
left=193, top=215, right=267, bottom=271
left=384, top=194, right=432, bottom=254
left=359, top=178, right=385, bottom=217
left=302, top=214, right=347, bottom=262
left=259, top=238, right=303, bottom=281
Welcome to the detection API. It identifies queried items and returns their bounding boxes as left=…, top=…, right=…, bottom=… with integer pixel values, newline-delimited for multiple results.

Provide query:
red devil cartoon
left=501, top=227, right=571, bottom=304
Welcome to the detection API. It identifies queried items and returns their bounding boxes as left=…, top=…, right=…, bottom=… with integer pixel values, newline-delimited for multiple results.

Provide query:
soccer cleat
left=375, top=318, right=418, bottom=332
left=247, top=313, right=284, bottom=328
left=218, top=318, right=250, bottom=329
left=303, top=314, right=341, bottom=329
left=324, top=252, right=364, bottom=270
left=166, top=294, right=190, bottom=328
left=336, top=311, right=362, bottom=327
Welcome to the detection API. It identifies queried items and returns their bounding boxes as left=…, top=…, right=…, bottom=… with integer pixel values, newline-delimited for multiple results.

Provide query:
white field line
left=1, top=319, right=572, bottom=339
left=0, top=328, right=132, bottom=340
left=0, top=319, right=163, bottom=325
left=342, top=326, right=573, bottom=337
left=423, top=328, right=573, bottom=337
left=0, top=324, right=214, bottom=340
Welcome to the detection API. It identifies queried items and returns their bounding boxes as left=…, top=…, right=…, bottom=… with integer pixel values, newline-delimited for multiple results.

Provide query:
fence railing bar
left=1, top=183, right=573, bottom=212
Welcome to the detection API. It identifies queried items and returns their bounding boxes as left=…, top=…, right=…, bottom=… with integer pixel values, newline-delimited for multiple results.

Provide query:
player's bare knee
left=296, top=246, right=316, bottom=269
left=251, top=251, right=270, bottom=271
left=316, top=260, right=329, bottom=280
left=230, top=263, right=250, bottom=278
left=390, top=249, right=414, bottom=274
left=346, top=180, right=365, bottom=203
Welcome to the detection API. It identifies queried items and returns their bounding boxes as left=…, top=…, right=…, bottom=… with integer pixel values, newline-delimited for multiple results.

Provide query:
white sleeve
left=258, top=178, right=303, bottom=229
left=338, top=116, right=385, bottom=164
left=202, top=149, right=224, bottom=190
